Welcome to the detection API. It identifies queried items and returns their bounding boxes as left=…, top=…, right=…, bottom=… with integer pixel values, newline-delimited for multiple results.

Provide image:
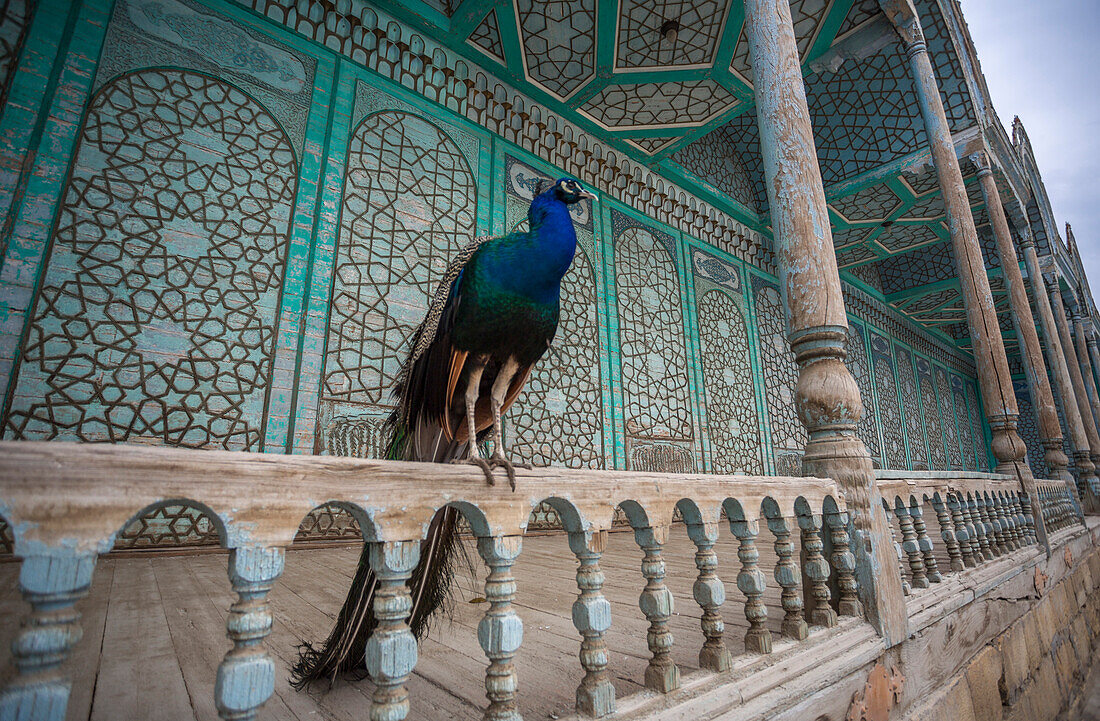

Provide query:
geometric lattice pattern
left=4, top=70, right=294, bottom=449
left=846, top=321, right=881, bottom=466
left=697, top=289, right=763, bottom=474
left=581, top=79, right=737, bottom=129
left=753, top=275, right=806, bottom=474
left=951, top=374, right=976, bottom=471
left=1013, top=379, right=1046, bottom=478
left=615, top=222, right=693, bottom=442
left=916, top=357, right=947, bottom=470
left=516, top=0, right=595, bottom=98
left=966, top=382, right=988, bottom=471
left=615, top=0, right=730, bottom=68
left=468, top=8, right=504, bottom=60
left=323, top=111, right=476, bottom=410
left=870, top=331, right=906, bottom=469
left=895, top=345, right=928, bottom=470
left=935, top=366, right=963, bottom=470
left=510, top=247, right=605, bottom=469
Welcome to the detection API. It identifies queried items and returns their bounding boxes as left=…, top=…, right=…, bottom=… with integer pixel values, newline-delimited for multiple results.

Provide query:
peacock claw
left=457, top=456, right=496, bottom=486
left=488, top=456, right=518, bottom=491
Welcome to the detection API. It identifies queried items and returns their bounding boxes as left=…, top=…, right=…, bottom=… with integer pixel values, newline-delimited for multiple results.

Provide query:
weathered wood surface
left=0, top=442, right=844, bottom=551
left=0, top=530, right=807, bottom=721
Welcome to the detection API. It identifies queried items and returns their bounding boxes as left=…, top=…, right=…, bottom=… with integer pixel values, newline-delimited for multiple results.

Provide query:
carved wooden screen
left=752, top=274, right=805, bottom=475
left=613, top=214, right=695, bottom=471
left=4, top=69, right=295, bottom=450
left=321, top=110, right=477, bottom=447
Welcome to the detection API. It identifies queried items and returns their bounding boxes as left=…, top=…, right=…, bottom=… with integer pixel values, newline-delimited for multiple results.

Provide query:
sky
left=961, top=0, right=1100, bottom=291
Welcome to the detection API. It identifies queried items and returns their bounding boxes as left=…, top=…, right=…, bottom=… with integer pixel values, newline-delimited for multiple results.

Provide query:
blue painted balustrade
left=0, top=440, right=870, bottom=720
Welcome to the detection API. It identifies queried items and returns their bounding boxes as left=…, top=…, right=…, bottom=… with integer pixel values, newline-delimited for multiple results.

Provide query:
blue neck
left=481, top=194, right=577, bottom=304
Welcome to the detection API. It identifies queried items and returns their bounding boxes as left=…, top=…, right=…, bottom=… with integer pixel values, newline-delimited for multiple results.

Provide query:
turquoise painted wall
left=0, top=0, right=996, bottom=475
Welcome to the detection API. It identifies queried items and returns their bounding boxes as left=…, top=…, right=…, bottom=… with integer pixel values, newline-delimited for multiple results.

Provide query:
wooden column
left=1020, top=236, right=1099, bottom=500
left=970, top=151, right=1052, bottom=547
left=880, top=1, right=1027, bottom=483
left=1088, top=329, right=1100, bottom=406
left=1072, top=312, right=1100, bottom=431
left=1048, top=275, right=1100, bottom=511
left=746, top=0, right=906, bottom=644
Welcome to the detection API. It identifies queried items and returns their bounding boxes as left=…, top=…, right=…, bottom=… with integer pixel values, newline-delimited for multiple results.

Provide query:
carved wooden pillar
left=947, top=493, right=977, bottom=567
left=1020, top=237, right=1099, bottom=500
left=476, top=535, right=524, bottom=721
left=685, top=521, right=732, bottom=672
left=730, top=517, right=772, bottom=653
left=1088, top=329, right=1100, bottom=404
left=768, top=515, right=808, bottom=640
left=633, top=525, right=679, bottom=693
left=824, top=509, right=863, bottom=617
left=217, top=547, right=284, bottom=721
left=931, top=494, right=964, bottom=572
left=881, top=1, right=1027, bottom=482
left=799, top=513, right=838, bottom=628
left=972, top=151, right=1055, bottom=546
left=362, top=541, right=420, bottom=721
left=0, top=552, right=96, bottom=721
left=1072, top=312, right=1100, bottom=437
left=746, top=0, right=906, bottom=644
left=1048, top=275, right=1100, bottom=511
left=568, top=530, right=614, bottom=718
left=893, top=500, right=928, bottom=588
left=908, top=499, right=941, bottom=582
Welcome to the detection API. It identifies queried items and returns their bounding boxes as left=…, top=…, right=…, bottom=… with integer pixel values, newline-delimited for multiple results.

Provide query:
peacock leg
left=488, top=357, right=521, bottom=490
left=460, top=360, right=494, bottom=485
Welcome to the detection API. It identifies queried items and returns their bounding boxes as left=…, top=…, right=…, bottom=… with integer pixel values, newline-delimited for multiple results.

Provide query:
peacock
left=292, top=176, right=596, bottom=688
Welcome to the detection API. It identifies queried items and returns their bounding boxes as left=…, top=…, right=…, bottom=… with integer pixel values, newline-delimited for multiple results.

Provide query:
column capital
left=1019, top=226, right=1036, bottom=250
left=969, top=150, right=993, bottom=177
left=878, top=0, right=927, bottom=55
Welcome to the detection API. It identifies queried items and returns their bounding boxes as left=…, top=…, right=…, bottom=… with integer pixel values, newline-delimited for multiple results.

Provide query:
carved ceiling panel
left=516, top=0, right=596, bottom=99
left=580, top=79, right=738, bottom=129
left=875, top=223, right=942, bottom=254
left=830, top=183, right=903, bottom=223
left=615, top=0, right=731, bottom=69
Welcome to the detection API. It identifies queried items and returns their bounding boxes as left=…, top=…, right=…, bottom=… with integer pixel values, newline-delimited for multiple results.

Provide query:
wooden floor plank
left=90, top=558, right=196, bottom=721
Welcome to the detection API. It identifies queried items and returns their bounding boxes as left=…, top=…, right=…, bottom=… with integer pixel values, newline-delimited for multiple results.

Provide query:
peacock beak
left=577, top=189, right=598, bottom=201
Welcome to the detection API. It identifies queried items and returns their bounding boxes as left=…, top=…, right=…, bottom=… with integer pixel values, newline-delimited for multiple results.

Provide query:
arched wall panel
left=4, top=69, right=296, bottom=450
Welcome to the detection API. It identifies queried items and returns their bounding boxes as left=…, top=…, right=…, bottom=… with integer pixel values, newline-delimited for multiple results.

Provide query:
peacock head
left=541, top=177, right=597, bottom=205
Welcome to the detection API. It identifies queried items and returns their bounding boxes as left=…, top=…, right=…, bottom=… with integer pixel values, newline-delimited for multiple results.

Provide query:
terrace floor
left=0, top=528, right=808, bottom=721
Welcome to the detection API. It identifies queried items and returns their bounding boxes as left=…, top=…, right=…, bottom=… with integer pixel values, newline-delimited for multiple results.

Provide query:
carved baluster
left=362, top=541, right=420, bottom=721
left=798, top=513, right=837, bottom=628
left=947, top=494, right=977, bottom=567
left=217, top=546, right=284, bottom=721
left=568, top=530, right=614, bottom=718
left=975, top=495, right=1001, bottom=557
left=991, top=494, right=1012, bottom=550
left=1000, top=494, right=1021, bottom=550
left=884, top=502, right=910, bottom=595
left=767, top=515, right=808, bottom=640
left=1019, top=493, right=1037, bottom=544
left=825, top=510, right=862, bottom=617
left=931, top=494, right=964, bottom=572
left=730, top=518, right=771, bottom=653
left=983, top=494, right=1007, bottom=554
left=893, top=500, right=928, bottom=589
left=908, top=499, right=942, bottom=583
left=964, top=495, right=990, bottom=562
left=477, top=536, right=524, bottom=721
left=0, top=551, right=96, bottom=720
left=685, top=521, right=732, bottom=671
left=633, top=525, right=679, bottom=692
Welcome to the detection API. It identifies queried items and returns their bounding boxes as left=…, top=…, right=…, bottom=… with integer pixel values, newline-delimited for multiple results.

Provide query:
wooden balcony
left=0, top=442, right=1092, bottom=721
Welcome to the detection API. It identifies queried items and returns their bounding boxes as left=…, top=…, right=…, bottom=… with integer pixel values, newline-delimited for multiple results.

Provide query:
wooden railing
left=875, top=471, right=1085, bottom=595
left=0, top=441, right=867, bottom=721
